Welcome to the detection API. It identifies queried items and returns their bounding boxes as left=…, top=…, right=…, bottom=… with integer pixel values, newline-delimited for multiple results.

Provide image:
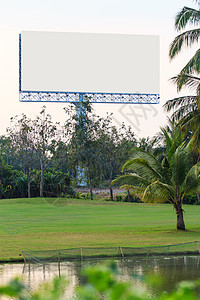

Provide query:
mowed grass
left=0, top=197, right=200, bottom=261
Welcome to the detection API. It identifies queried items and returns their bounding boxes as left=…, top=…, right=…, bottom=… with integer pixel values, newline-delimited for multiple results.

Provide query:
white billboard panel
left=20, top=31, right=159, bottom=95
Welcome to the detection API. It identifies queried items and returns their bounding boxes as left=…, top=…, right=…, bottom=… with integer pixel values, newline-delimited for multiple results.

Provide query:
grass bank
left=0, top=197, right=200, bottom=261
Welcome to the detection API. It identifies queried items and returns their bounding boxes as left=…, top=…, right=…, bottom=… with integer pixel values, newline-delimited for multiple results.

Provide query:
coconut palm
left=164, top=94, right=200, bottom=161
left=111, top=131, right=200, bottom=230
left=168, top=1, right=200, bottom=101
left=168, top=1, right=200, bottom=102
left=169, top=3, right=200, bottom=97
left=165, top=2, right=200, bottom=157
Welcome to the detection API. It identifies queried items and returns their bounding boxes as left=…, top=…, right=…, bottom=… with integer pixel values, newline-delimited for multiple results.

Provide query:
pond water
left=0, top=255, right=200, bottom=298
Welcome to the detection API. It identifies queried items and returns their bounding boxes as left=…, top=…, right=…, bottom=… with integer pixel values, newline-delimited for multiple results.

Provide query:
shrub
left=80, top=193, right=90, bottom=199
left=123, top=193, right=141, bottom=203
left=30, top=169, right=72, bottom=198
left=183, top=195, right=200, bottom=205
left=115, top=194, right=141, bottom=203
left=115, top=195, right=123, bottom=201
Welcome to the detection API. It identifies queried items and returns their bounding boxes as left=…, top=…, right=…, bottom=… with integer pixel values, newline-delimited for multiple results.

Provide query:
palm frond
left=178, top=50, right=200, bottom=81
left=111, top=173, right=149, bottom=187
left=171, top=73, right=200, bottom=92
left=160, top=127, right=184, bottom=161
left=171, top=104, right=197, bottom=123
left=190, top=128, right=200, bottom=149
left=163, top=96, right=197, bottom=112
left=196, top=86, right=200, bottom=109
left=120, top=185, right=145, bottom=198
left=175, top=6, right=200, bottom=31
left=122, top=158, right=163, bottom=181
left=127, top=148, right=164, bottom=171
left=181, top=163, right=200, bottom=194
left=160, top=129, right=172, bottom=153
left=122, top=148, right=167, bottom=179
left=169, top=28, right=200, bottom=59
left=142, top=181, right=174, bottom=204
left=178, top=109, right=200, bottom=132
left=171, top=143, right=191, bottom=186
left=178, top=114, right=200, bottom=150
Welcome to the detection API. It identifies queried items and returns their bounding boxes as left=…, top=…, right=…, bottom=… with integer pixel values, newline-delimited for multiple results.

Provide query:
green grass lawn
left=0, top=197, right=200, bottom=261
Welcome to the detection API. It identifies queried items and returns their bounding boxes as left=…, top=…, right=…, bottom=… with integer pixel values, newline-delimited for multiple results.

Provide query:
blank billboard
left=20, top=31, right=159, bottom=95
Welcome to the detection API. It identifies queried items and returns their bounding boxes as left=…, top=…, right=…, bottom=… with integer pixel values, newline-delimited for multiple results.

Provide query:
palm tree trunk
left=175, top=202, right=185, bottom=230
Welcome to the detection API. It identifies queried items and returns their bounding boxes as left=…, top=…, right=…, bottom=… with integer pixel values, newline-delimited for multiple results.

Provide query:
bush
left=0, top=167, right=28, bottom=199
left=115, top=195, right=123, bottom=201
left=0, top=166, right=73, bottom=199
left=104, top=196, right=112, bottom=201
left=80, top=193, right=90, bottom=199
left=74, top=192, right=82, bottom=199
left=183, top=195, right=200, bottom=205
left=30, top=169, right=72, bottom=198
left=123, top=193, right=141, bottom=203
left=115, top=193, right=141, bottom=203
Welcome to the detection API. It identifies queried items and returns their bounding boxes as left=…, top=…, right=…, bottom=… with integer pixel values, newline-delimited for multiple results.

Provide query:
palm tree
left=165, top=2, right=200, bottom=157
left=169, top=3, right=200, bottom=97
left=111, top=131, right=200, bottom=230
left=164, top=95, right=200, bottom=160
left=168, top=1, right=200, bottom=103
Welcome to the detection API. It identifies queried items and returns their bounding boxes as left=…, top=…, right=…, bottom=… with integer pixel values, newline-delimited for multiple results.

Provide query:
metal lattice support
left=19, top=91, right=159, bottom=104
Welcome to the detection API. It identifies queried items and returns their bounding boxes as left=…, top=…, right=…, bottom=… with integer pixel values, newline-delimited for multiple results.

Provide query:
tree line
left=0, top=102, right=139, bottom=200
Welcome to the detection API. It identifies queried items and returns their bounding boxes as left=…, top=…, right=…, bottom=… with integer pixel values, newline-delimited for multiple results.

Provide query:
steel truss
left=19, top=91, right=159, bottom=104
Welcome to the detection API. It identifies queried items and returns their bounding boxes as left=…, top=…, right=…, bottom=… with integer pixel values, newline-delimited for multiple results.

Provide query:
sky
left=0, top=0, right=197, bottom=138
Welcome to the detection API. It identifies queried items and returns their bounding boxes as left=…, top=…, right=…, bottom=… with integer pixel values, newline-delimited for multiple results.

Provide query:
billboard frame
left=19, top=33, right=160, bottom=104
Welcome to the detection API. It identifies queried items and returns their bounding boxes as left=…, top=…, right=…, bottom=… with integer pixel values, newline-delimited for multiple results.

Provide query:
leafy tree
left=50, top=141, right=70, bottom=174
left=112, top=130, right=200, bottom=230
left=7, top=114, right=37, bottom=198
left=0, top=155, right=10, bottom=198
left=64, top=100, right=101, bottom=199
left=31, top=107, right=60, bottom=197
left=7, top=108, right=60, bottom=198
left=0, top=135, right=20, bottom=168
left=64, top=99, right=136, bottom=199
left=0, top=155, right=28, bottom=199
left=29, top=169, right=71, bottom=198
left=101, top=124, right=136, bottom=200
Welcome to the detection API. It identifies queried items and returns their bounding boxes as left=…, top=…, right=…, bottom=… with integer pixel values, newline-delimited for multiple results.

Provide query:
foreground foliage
left=1, top=264, right=200, bottom=299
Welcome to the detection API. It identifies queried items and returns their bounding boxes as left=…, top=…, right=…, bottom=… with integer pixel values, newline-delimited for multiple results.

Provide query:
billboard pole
left=74, top=93, right=87, bottom=186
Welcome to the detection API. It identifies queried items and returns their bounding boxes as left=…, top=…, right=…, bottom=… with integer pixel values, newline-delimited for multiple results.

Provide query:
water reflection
left=0, top=255, right=200, bottom=297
